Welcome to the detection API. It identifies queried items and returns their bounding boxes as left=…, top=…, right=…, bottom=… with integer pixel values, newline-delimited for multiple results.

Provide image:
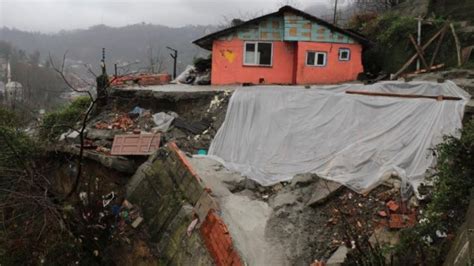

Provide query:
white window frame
left=243, top=41, right=273, bottom=67
left=306, top=51, right=327, bottom=67
left=338, top=48, right=351, bottom=61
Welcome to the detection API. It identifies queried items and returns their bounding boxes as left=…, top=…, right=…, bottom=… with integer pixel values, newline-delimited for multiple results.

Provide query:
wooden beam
left=345, top=90, right=463, bottom=101
left=450, top=23, right=462, bottom=67
left=409, top=34, right=429, bottom=70
left=429, top=25, right=448, bottom=67
left=392, top=25, right=448, bottom=79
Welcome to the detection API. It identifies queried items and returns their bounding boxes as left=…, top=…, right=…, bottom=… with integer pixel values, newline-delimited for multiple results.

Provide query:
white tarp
left=208, top=81, right=470, bottom=196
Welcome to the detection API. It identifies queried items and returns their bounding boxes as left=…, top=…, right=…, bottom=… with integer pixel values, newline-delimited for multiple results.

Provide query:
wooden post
left=450, top=23, right=462, bottom=67
left=392, top=26, right=447, bottom=79
left=430, top=25, right=448, bottom=67
left=409, top=34, right=429, bottom=71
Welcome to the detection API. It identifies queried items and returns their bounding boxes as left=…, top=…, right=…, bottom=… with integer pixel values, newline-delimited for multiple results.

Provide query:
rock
left=408, top=196, right=419, bottom=208
left=291, top=173, right=316, bottom=188
left=270, top=191, right=298, bottom=209
left=244, top=178, right=258, bottom=191
left=306, top=179, right=343, bottom=207
left=326, top=245, right=348, bottom=266
left=369, top=227, right=400, bottom=247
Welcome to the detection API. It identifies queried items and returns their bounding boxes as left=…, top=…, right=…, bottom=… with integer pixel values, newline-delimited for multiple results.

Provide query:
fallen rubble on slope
left=189, top=156, right=418, bottom=265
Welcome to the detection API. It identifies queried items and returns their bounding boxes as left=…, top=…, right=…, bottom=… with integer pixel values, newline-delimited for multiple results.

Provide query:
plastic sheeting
left=208, top=81, right=470, bottom=196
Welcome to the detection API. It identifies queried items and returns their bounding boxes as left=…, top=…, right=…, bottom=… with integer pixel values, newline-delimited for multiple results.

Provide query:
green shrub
left=394, top=118, right=474, bottom=265
left=39, top=96, right=91, bottom=141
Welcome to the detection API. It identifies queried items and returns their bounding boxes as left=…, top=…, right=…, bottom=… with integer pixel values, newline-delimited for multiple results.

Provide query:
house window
left=244, top=42, right=273, bottom=66
left=306, top=51, right=327, bottom=67
left=339, top=48, right=350, bottom=61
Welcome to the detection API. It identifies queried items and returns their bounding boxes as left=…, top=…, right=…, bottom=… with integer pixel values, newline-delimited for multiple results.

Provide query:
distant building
left=193, top=6, right=370, bottom=85
left=4, top=61, right=23, bottom=106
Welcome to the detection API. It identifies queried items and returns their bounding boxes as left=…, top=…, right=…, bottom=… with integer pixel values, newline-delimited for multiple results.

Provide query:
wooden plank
left=345, top=90, right=463, bottom=101
left=409, top=34, right=429, bottom=70
left=450, top=23, right=462, bottom=67
left=430, top=25, right=448, bottom=67
left=392, top=25, right=448, bottom=79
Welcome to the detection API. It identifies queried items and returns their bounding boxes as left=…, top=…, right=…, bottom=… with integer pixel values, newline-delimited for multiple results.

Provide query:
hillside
left=0, top=24, right=216, bottom=75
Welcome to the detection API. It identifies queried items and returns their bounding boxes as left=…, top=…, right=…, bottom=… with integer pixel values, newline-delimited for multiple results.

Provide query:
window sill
left=242, top=64, right=273, bottom=68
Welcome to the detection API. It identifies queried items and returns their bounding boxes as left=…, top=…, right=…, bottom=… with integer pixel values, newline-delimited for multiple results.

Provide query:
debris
left=369, top=226, right=400, bottom=247
left=197, top=149, right=207, bottom=155
left=386, top=200, right=400, bottom=212
left=388, top=213, right=416, bottom=229
left=378, top=210, right=388, bottom=217
left=102, top=192, right=115, bottom=207
left=326, top=245, right=348, bottom=266
left=152, top=112, right=176, bottom=132
left=422, top=235, right=433, bottom=244
left=173, top=117, right=209, bottom=134
left=290, top=173, right=316, bottom=187
left=128, top=106, right=146, bottom=118
left=111, top=134, right=161, bottom=155
left=306, top=180, right=343, bottom=207
left=131, top=216, right=144, bottom=228
left=122, top=199, right=133, bottom=209
left=187, top=218, right=199, bottom=236
left=436, top=230, right=447, bottom=238
left=79, top=192, right=88, bottom=206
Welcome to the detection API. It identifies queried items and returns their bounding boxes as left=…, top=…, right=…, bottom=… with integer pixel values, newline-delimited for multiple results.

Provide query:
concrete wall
left=126, top=143, right=243, bottom=265
left=444, top=189, right=474, bottom=266
left=126, top=145, right=212, bottom=265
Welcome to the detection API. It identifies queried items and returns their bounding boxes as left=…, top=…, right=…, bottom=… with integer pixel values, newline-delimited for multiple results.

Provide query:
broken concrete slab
left=270, top=190, right=299, bottom=209
left=326, top=245, right=348, bottom=266
left=306, top=179, right=343, bottom=207
left=291, top=173, right=317, bottom=188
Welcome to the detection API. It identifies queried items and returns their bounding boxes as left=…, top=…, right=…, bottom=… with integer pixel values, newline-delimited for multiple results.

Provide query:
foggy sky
left=0, top=0, right=331, bottom=33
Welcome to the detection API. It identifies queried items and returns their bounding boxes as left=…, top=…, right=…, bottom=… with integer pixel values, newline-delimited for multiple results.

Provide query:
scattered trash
left=387, top=200, right=400, bottom=212
left=131, top=216, right=144, bottom=228
left=79, top=192, right=88, bottom=206
left=128, top=106, right=146, bottom=118
left=436, top=230, right=447, bottom=238
left=152, top=112, right=176, bottom=132
left=102, top=192, right=115, bottom=207
left=187, top=217, right=199, bottom=236
left=389, top=213, right=416, bottom=229
left=378, top=210, right=388, bottom=217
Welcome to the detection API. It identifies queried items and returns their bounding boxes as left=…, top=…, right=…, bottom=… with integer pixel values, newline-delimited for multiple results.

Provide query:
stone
left=326, top=245, right=348, bottom=266
left=306, top=179, right=343, bottom=207
left=369, top=227, right=400, bottom=247
left=270, top=191, right=298, bottom=209
left=244, top=178, right=258, bottom=191
left=290, top=173, right=316, bottom=188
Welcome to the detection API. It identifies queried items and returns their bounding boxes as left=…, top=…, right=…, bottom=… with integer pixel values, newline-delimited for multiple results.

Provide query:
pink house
left=193, top=6, right=370, bottom=85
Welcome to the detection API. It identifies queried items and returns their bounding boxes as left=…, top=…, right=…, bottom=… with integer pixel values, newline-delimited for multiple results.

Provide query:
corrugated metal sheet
left=111, top=134, right=161, bottom=155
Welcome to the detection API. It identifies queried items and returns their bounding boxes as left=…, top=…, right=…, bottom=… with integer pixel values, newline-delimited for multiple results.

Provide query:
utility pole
left=96, top=48, right=108, bottom=110
left=333, top=0, right=338, bottom=25
left=416, top=17, right=422, bottom=71
left=167, top=46, right=178, bottom=79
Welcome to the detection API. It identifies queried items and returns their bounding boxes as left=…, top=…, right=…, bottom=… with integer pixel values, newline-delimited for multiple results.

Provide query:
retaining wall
left=126, top=142, right=243, bottom=265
